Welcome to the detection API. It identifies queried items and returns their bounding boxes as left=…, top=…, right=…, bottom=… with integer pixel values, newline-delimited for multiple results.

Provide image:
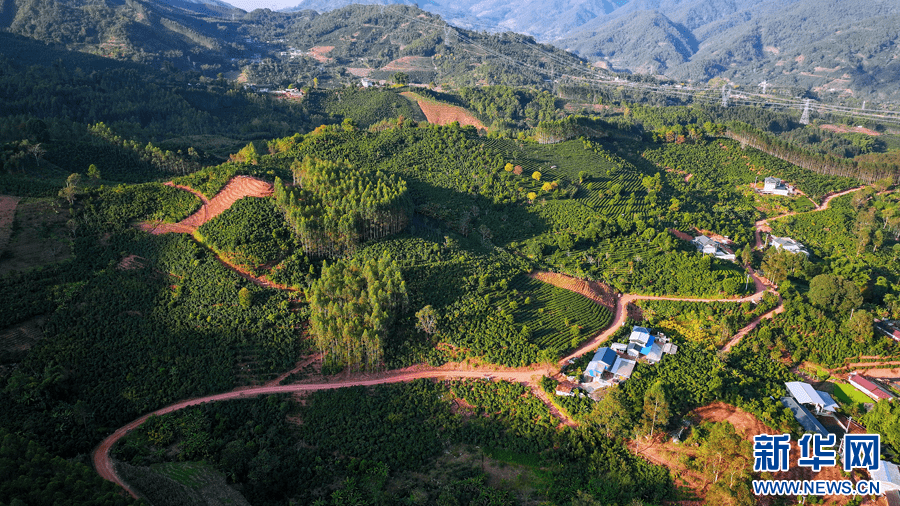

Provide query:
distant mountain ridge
left=2, top=0, right=900, bottom=102
left=0, top=0, right=587, bottom=90
left=283, top=0, right=900, bottom=102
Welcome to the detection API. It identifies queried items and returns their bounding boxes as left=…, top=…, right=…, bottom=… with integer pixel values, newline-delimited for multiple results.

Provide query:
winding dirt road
left=754, top=185, right=866, bottom=249
left=140, top=176, right=273, bottom=235
left=92, top=368, right=558, bottom=499
left=96, top=176, right=872, bottom=500
left=557, top=269, right=775, bottom=364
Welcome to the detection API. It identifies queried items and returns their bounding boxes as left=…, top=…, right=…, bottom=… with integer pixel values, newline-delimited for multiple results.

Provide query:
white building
left=769, top=235, right=809, bottom=255
left=784, top=381, right=839, bottom=414
left=761, top=177, right=794, bottom=196
left=870, top=460, right=900, bottom=495
left=692, top=235, right=737, bottom=261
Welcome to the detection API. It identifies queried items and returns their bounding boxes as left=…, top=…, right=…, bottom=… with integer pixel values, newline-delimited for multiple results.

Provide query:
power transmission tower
left=721, top=84, right=729, bottom=107
left=759, top=80, right=768, bottom=94
left=800, top=99, right=811, bottom=125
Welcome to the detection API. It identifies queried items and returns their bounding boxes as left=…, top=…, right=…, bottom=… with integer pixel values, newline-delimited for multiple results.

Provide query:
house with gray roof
left=692, top=235, right=736, bottom=261
left=762, top=177, right=794, bottom=196
left=785, top=381, right=839, bottom=414
left=769, top=235, right=809, bottom=255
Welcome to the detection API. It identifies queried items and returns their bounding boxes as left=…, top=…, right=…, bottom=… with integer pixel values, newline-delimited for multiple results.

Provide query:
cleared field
left=401, top=92, right=486, bottom=129
left=382, top=56, right=434, bottom=72
left=831, top=382, right=872, bottom=405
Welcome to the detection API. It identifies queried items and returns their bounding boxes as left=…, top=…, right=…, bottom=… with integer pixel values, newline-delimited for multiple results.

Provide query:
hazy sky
left=226, top=0, right=300, bottom=12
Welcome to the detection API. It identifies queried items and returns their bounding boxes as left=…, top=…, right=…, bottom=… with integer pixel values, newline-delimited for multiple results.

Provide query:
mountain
left=4, top=0, right=899, bottom=102
left=0, top=0, right=243, bottom=72
left=156, top=0, right=243, bottom=17
left=284, top=0, right=626, bottom=41
left=557, top=0, right=900, bottom=102
left=0, top=0, right=588, bottom=89
left=279, top=0, right=900, bottom=102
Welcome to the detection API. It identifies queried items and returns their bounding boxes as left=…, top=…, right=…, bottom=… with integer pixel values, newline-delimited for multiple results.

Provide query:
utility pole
left=800, top=99, right=811, bottom=125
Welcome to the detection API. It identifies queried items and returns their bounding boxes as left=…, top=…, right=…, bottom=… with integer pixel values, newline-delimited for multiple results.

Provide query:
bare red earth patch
left=144, top=176, right=273, bottom=235
left=401, top=92, right=486, bottom=130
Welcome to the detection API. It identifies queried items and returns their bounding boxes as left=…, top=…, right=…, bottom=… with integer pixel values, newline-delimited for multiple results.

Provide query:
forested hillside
left=278, top=0, right=900, bottom=102
left=1, top=0, right=589, bottom=90
left=4, top=5, right=900, bottom=503
left=559, top=0, right=900, bottom=102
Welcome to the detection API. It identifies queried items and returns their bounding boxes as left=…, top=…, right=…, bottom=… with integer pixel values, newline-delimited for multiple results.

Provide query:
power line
left=377, top=4, right=900, bottom=126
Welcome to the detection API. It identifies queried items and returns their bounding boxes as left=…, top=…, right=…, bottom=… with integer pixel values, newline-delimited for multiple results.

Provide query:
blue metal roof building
left=780, top=396, right=829, bottom=436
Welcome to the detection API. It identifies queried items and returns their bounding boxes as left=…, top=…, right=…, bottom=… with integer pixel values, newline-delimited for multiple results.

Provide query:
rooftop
left=780, top=396, right=829, bottom=436
left=871, top=460, right=900, bottom=489
left=849, top=373, right=895, bottom=401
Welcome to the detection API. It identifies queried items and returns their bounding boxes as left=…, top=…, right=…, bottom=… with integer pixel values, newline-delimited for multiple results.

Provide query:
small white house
left=692, top=235, right=737, bottom=261
left=769, top=235, right=809, bottom=255
left=762, top=177, right=794, bottom=196
left=784, top=381, right=839, bottom=414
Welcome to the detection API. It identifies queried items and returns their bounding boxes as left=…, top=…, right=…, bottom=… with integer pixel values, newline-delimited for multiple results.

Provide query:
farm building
left=555, top=381, right=579, bottom=397
left=692, top=235, right=736, bottom=261
left=580, top=327, right=676, bottom=389
left=780, top=396, right=830, bottom=436
left=761, top=177, right=794, bottom=195
left=629, top=327, right=676, bottom=363
left=849, top=373, right=895, bottom=402
left=876, top=320, right=900, bottom=342
left=784, top=382, right=839, bottom=414
left=630, top=326, right=652, bottom=345
left=585, top=347, right=617, bottom=377
left=610, top=356, right=636, bottom=380
left=871, top=460, right=900, bottom=497
left=769, top=235, right=809, bottom=255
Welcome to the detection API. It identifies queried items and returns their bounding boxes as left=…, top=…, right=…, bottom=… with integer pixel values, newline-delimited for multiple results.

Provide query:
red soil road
left=0, top=195, right=21, bottom=252
left=556, top=268, right=772, bottom=365
left=400, top=92, right=486, bottom=130
left=264, top=353, right=322, bottom=387
left=92, top=368, right=570, bottom=498
left=135, top=176, right=288, bottom=291
left=720, top=298, right=784, bottom=352
left=141, top=176, right=273, bottom=235
left=753, top=185, right=868, bottom=249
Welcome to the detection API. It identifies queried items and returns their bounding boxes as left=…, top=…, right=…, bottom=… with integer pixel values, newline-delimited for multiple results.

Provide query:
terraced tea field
left=511, top=275, right=612, bottom=352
